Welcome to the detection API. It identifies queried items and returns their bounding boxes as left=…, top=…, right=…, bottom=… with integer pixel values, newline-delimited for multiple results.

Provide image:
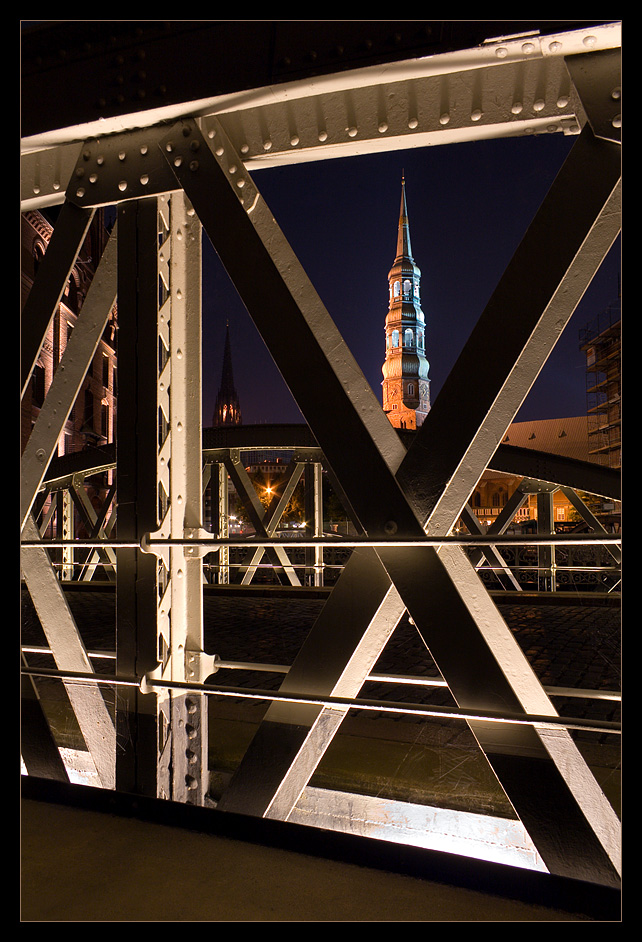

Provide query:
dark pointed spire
left=395, top=174, right=413, bottom=262
left=212, top=322, right=242, bottom=426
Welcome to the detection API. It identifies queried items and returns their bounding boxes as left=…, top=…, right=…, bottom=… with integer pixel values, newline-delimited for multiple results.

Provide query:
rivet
left=612, top=114, right=621, bottom=129
left=471, top=109, right=482, bottom=121
left=76, top=187, right=85, bottom=198
left=495, top=46, right=508, bottom=58
left=384, top=520, right=398, bottom=535
left=557, top=96, right=569, bottom=108
left=263, top=140, right=273, bottom=151
left=378, top=122, right=388, bottom=133
left=611, top=87, right=621, bottom=100
left=89, top=173, right=97, bottom=183
left=173, top=156, right=182, bottom=167
left=439, top=113, right=450, bottom=125
left=290, top=135, right=299, bottom=146
left=533, top=99, right=545, bottom=112
left=583, top=35, right=597, bottom=47
left=140, top=144, right=148, bottom=155
left=240, top=144, right=249, bottom=154
left=118, top=181, right=127, bottom=191
left=36, top=449, right=46, bottom=462
left=96, top=155, right=104, bottom=165
left=549, top=41, right=562, bottom=52
left=228, top=164, right=237, bottom=174
left=118, top=150, right=126, bottom=161
left=408, top=117, right=418, bottom=129
left=318, top=131, right=328, bottom=142
left=140, top=173, right=149, bottom=185
left=236, top=178, right=245, bottom=188
left=189, top=160, right=199, bottom=171
left=522, top=42, right=535, bottom=54
left=215, top=146, right=224, bottom=157
left=511, top=102, right=523, bottom=115
left=347, top=126, right=358, bottom=137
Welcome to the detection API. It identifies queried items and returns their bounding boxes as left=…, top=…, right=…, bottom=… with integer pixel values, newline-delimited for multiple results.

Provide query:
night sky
left=201, top=130, right=620, bottom=429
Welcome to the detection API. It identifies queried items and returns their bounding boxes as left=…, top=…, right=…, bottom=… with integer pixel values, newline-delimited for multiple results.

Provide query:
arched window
left=403, top=279, right=412, bottom=297
left=393, top=281, right=400, bottom=298
left=33, top=241, right=46, bottom=276
left=407, top=382, right=414, bottom=397
left=404, top=328, right=413, bottom=347
left=391, top=329, right=399, bottom=348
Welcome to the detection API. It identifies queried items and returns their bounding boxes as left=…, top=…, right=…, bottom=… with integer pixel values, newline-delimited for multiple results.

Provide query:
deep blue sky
left=202, top=131, right=620, bottom=428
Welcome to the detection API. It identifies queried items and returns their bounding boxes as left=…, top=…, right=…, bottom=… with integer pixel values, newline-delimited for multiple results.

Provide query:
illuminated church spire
left=212, top=322, right=242, bottom=427
left=382, top=176, right=430, bottom=429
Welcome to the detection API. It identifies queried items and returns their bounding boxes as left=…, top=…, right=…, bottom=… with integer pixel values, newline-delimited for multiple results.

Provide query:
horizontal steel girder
left=20, top=23, right=620, bottom=212
left=158, top=114, right=621, bottom=886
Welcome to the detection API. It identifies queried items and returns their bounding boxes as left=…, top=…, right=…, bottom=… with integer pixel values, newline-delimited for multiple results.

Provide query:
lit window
left=392, top=329, right=399, bottom=347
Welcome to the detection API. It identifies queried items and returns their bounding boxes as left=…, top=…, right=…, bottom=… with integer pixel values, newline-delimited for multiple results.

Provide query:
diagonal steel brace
left=160, top=115, right=621, bottom=885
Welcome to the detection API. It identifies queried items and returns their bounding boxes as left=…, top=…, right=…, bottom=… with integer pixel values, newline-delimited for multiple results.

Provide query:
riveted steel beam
left=164, top=116, right=620, bottom=885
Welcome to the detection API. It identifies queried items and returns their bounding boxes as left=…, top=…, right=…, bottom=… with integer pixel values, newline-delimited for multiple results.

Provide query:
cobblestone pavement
left=21, top=584, right=621, bottom=731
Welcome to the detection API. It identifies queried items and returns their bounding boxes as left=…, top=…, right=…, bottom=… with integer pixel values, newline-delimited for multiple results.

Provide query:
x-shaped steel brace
left=223, top=450, right=304, bottom=586
left=159, top=112, right=621, bottom=886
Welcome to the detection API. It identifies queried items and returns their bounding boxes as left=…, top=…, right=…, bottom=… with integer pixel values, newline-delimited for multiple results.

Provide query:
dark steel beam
left=114, top=198, right=160, bottom=797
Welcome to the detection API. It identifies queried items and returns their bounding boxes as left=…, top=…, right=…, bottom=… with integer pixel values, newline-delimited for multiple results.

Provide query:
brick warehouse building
left=21, top=208, right=117, bottom=456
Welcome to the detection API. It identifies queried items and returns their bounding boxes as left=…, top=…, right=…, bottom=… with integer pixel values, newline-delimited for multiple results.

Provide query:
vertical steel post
left=144, top=191, right=211, bottom=804
left=115, top=197, right=160, bottom=798
left=217, top=462, right=230, bottom=585
left=60, top=490, right=74, bottom=581
left=305, top=463, right=323, bottom=586
left=537, top=489, right=556, bottom=592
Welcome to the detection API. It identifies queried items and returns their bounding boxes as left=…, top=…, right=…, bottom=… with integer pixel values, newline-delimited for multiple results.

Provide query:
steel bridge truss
left=21, top=22, right=621, bottom=890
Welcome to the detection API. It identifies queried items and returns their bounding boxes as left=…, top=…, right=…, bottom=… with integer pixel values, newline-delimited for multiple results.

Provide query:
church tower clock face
left=382, top=177, right=430, bottom=430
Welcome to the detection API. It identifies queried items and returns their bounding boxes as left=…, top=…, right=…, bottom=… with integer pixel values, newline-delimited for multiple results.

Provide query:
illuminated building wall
left=21, top=209, right=117, bottom=456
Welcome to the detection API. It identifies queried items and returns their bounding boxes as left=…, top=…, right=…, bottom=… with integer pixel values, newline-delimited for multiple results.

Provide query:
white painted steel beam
left=21, top=515, right=116, bottom=789
left=21, top=22, right=621, bottom=212
left=144, top=192, right=212, bottom=805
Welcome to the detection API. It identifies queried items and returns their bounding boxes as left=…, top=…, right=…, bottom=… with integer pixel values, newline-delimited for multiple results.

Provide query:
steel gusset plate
left=160, top=116, right=620, bottom=886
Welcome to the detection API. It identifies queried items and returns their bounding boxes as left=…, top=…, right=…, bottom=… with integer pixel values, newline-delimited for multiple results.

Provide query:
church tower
left=382, top=177, right=430, bottom=429
left=212, top=323, right=242, bottom=427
